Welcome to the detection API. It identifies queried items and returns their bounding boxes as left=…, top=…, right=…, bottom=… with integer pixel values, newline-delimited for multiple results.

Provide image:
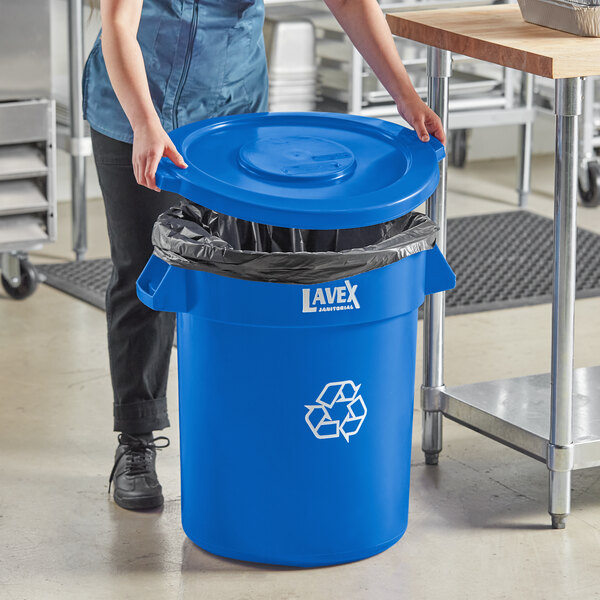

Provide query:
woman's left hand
left=322, top=0, right=446, bottom=146
left=396, top=92, right=446, bottom=146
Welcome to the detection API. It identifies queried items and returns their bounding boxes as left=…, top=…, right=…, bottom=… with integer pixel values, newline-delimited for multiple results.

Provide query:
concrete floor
left=2, top=155, right=600, bottom=600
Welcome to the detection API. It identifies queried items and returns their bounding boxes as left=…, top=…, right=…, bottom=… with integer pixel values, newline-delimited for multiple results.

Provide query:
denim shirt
left=82, top=0, right=269, bottom=143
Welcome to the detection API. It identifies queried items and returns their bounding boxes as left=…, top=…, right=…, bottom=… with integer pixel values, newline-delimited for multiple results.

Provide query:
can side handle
left=424, top=245, right=455, bottom=296
left=428, top=135, right=446, bottom=162
left=156, top=158, right=184, bottom=194
left=136, top=254, right=189, bottom=313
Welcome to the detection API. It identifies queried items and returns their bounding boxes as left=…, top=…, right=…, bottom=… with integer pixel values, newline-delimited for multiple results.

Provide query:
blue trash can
left=136, top=112, right=455, bottom=567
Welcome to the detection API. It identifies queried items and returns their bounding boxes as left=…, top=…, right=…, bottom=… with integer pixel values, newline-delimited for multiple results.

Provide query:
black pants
left=91, top=127, right=181, bottom=433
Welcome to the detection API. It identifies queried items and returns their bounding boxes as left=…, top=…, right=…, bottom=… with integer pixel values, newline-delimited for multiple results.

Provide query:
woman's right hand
left=132, top=121, right=188, bottom=192
left=100, top=1, right=185, bottom=191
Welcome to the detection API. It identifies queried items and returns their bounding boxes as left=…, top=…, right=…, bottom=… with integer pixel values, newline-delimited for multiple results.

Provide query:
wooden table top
left=386, top=4, right=600, bottom=79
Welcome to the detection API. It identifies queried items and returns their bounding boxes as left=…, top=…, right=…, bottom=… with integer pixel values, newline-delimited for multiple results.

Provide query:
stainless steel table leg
left=517, top=72, right=534, bottom=208
left=422, top=47, right=451, bottom=465
left=349, top=46, right=364, bottom=115
left=548, top=77, right=581, bottom=529
left=69, top=0, right=88, bottom=261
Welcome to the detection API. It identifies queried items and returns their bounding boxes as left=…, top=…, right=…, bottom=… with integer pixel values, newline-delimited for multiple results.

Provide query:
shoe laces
left=108, top=433, right=170, bottom=493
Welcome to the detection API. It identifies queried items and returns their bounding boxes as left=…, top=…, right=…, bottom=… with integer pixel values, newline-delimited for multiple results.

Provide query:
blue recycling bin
left=136, top=112, right=455, bottom=567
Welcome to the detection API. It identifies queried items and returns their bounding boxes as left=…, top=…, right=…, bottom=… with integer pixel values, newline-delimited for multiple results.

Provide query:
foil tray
left=518, top=0, right=600, bottom=37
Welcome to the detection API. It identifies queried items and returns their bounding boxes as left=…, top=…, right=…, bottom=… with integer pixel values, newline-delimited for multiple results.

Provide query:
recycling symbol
left=305, top=380, right=367, bottom=442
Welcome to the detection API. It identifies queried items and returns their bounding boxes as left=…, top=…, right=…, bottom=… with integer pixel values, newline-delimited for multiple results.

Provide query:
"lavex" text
left=302, top=280, right=360, bottom=313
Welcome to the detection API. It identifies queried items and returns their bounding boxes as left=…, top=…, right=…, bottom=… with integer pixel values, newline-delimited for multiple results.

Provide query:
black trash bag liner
left=152, top=199, right=438, bottom=284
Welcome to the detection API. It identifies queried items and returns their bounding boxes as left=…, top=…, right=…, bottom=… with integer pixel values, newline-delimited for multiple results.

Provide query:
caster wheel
left=579, top=160, right=600, bottom=208
left=450, top=129, right=468, bottom=168
left=1, top=258, right=38, bottom=300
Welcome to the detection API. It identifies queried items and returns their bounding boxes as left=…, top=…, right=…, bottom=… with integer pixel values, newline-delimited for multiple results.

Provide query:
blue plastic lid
left=156, top=112, right=444, bottom=230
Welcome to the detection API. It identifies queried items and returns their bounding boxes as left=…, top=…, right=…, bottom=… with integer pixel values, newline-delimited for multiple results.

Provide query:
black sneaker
left=108, top=433, right=170, bottom=510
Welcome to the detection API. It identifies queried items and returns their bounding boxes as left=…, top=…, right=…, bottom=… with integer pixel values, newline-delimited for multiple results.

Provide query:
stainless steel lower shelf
left=440, top=366, right=600, bottom=470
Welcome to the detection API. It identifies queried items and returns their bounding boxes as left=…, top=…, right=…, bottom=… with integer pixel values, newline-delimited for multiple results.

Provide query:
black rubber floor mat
left=37, top=211, right=600, bottom=315
left=38, top=258, right=112, bottom=310
left=444, top=211, right=600, bottom=314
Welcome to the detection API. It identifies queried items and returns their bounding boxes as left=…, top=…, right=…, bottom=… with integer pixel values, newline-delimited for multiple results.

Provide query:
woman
left=84, top=0, right=445, bottom=511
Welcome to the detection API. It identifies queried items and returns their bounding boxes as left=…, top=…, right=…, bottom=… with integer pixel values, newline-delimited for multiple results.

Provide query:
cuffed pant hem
left=114, top=398, right=170, bottom=433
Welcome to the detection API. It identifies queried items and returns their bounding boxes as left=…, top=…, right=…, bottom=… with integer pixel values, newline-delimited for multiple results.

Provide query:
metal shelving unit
left=48, top=0, right=93, bottom=262
left=578, top=76, right=600, bottom=207
left=0, top=1, right=57, bottom=298
left=54, top=0, right=92, bottom=262
left=340, top=7, right=533, bottom=204
left=265, top=0, right=535, bottom=206
left=0, top=99, right=57, bottom=298
left=535, top=75, right=600, bottom=207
